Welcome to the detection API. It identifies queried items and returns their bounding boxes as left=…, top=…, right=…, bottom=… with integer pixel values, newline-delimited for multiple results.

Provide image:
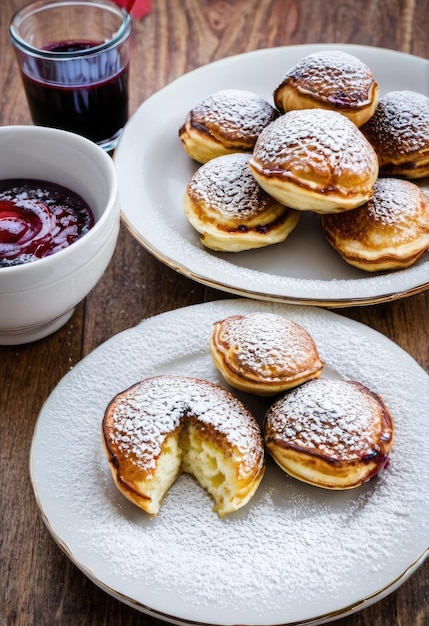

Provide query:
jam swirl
left=0, top=179, right=94, bottom=267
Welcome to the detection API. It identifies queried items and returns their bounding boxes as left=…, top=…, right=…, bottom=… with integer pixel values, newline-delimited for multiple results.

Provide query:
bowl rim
left=0, top=125, right=120, bottom=275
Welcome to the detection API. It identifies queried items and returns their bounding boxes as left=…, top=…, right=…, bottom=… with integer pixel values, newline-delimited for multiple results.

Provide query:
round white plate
left=31, top=299, right=428, bottom=625
left=114, top=44, right=429, bottom=307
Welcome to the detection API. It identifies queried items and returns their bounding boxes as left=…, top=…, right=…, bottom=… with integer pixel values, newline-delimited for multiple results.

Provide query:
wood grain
left=1, top=1, right=428, bottom=625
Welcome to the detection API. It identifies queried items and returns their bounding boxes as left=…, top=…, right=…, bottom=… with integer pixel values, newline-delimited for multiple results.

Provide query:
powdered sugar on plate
left=30, top=300, right=429, bottom=625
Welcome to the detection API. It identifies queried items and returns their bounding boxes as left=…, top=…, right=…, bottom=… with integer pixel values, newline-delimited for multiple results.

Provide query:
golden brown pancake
left=210, top=312, right=324, bottom=396
left=361, top=90, right=429, bottom=179
left=322, top=177, right=429, bottom=271
left=102, top=375, right=265, bottom=517
left=179, top=89, right=280, bottom=163
left=249, top=109, right=379, bottom=214
left=264, top=378, right=394, bottom=490
left=184, top=152, right=300, bottom=251
left=273, top=50, right=379, bottom=127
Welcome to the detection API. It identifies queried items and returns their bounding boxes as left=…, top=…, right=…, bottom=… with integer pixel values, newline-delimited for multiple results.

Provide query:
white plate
left=31, top=299, right=428, bottom=625
left=115, top=44, right=429, bottom=307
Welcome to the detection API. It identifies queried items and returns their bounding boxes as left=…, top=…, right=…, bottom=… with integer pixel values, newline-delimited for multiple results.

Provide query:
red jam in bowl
left=0, top=179, right=94, bottom=267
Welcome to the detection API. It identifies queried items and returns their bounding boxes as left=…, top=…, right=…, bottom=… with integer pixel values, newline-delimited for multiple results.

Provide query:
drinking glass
left=10, top=0, right=133, bottom=152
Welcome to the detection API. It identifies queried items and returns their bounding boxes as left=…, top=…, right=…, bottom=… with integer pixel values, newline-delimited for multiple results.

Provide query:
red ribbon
left=113, top=0, right=151, bottom=19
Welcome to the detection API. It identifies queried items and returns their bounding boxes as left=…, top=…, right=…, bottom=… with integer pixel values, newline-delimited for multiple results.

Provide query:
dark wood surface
left=1, top=1, right=428, bottom=625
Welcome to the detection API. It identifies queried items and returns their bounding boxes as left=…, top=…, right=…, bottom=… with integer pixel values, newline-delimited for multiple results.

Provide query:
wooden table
left=1, top=1, right=428, bottom=624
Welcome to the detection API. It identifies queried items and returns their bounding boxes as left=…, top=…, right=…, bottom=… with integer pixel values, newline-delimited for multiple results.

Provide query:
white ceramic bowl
left=0, top=126, right=120, bottom=345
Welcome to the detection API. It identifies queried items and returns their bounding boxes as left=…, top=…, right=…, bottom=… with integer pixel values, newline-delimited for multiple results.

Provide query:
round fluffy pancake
left=273, top=50, right=379, bottom=127
left=102, top=375, right=265, bottom=517
left=264, top=378, right=394, bottom=490
left=361, top=90, right=429, bottom=179
left=184, top=152, right=300, bottom=251
left=322, top=177, right=429, bottom=271
left=210, top=312, right=324, bottom=396
left=178, top=89, right=280, bottom=163
left=249, top=109, right=379, bottom=214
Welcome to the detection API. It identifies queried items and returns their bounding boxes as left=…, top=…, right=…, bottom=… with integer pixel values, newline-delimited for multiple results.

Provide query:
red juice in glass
left=20, top=40, right=129, bottom=148
left=10, top=0, right=132, bottom=152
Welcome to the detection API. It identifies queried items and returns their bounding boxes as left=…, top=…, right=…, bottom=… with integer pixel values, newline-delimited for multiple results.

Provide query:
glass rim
left=9, top=0, right=132, bottom=59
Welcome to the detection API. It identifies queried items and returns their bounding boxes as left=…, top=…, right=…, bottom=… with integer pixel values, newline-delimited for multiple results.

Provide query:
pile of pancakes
left=179, top=50, right=429, bottom=271
left=102, top=311, right=394, bottom=517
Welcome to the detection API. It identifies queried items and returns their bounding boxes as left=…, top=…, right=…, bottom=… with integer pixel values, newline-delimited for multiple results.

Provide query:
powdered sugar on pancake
left=362, top=90, right=429, bottom=155
left=359, top=178, right=429, bottom=240
left=278, top=50, right=376, bottom=105
left=190, top=89, right=279, bottom=140
left=266, top=379, right=390, bottom=460
left=251, top=109, right=378, bottom=187
left=106, top=375, right=263, bottom=475
left=323, top=178, right=429, bottom=250
left=368, top=179, right=424, bottom=226
left=214, top=312, right=322, bottom=381
left=187, top=153, right=278, bottom=218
